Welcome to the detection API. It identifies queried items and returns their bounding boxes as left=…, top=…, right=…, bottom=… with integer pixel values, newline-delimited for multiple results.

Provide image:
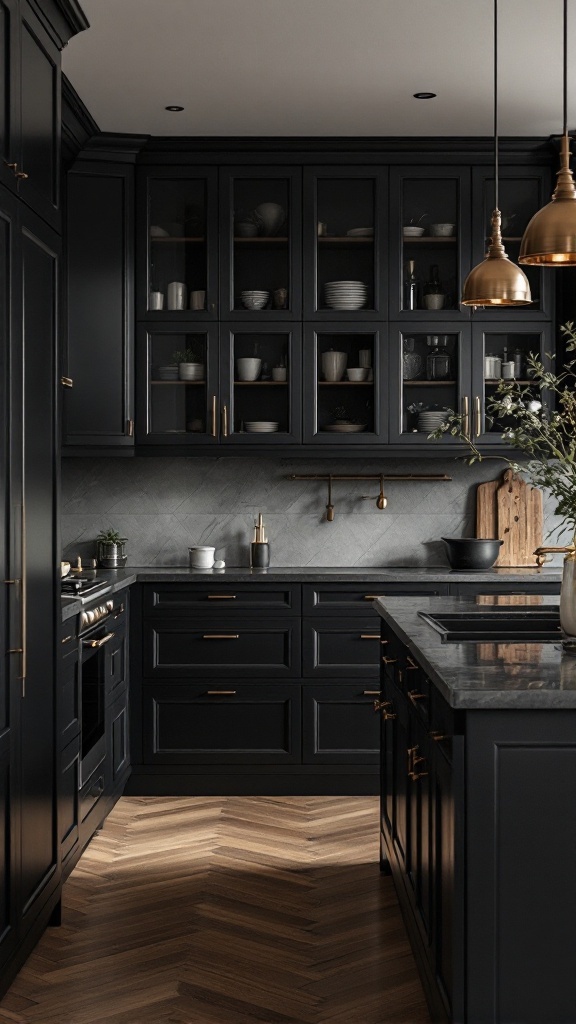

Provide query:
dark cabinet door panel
left=144, top=583, right=300, bottom=616
left=58, top=737, right=80, bottom=867
left=303, top=583, right=448, bottom=615
left=0, top=746, right=17, bottom=971
left=302, top=684, right=380, bottom=764
left=107, top=691, right=130, bottom=790
left=106, top=628, right=127, bottom=698
left=19, top=4, right=60, bottom=228
left=0, top=0, right=19, bottom=195
left=144, top=618, right=301, bottom=678
left=303, top=618, right=380, bottom=677
left=143, top=682, right=301, bottom=764
left=58, top=650, right=79, bottom=750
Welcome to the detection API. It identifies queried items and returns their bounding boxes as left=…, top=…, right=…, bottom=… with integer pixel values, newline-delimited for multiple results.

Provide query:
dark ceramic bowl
left=441, top=537, right=503, bottom=571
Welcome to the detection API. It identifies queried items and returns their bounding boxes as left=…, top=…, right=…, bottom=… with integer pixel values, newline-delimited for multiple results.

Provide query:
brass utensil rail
left=287, top=473, right=452, bottom=520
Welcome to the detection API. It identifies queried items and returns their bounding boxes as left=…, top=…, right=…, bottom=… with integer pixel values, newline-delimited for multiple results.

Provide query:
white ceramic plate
left=346, top=227, right=374, bottom=237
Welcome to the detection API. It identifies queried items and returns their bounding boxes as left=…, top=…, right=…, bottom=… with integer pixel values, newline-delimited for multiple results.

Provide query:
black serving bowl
left=441, top=537, right=503, bottom=571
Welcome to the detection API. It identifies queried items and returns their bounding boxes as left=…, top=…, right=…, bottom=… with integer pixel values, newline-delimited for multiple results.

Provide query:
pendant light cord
left=494, top=0, right=499, bottom=211
left=563, top=0, right=568, bottom=137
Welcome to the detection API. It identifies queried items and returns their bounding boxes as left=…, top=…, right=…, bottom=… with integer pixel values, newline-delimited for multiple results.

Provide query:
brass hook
left=326, top=474, right=335, bottom=522
left=377, top=474, right=387, bottom=510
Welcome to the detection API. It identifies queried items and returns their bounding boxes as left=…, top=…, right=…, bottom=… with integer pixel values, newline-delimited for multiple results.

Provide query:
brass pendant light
left=461, top=0, right=531, bottom=306
left=519, top=0, right=576, bottom=264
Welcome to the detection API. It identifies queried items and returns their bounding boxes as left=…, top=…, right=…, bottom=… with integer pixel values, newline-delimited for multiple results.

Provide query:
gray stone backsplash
left=60, top=456, right=570, bottom=568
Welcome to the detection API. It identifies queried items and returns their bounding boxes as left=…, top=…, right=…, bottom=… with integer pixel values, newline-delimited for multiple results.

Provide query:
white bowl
left=189, top=546, right=215, bottom=569
left=237, top=357, right=262, bottom=381
left=429, top=223, right=455, bottom=237
left=241, top=294, right=269, bottom=310
left=403, top=226, right=425, bottom=237
left=346, top=367, right=369, bottom=382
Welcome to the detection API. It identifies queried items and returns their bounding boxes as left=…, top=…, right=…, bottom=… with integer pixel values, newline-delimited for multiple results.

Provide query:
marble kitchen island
left=374, top=594, right=576, bottom=1024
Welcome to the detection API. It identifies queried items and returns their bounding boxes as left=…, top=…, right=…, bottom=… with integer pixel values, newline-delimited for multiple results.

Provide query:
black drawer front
left=144, top=583, right=300, bottom=615
left=143, top=683, right=301, bottom=764
left=58, top=654, right=80, bottom=749
left=303, top=583, right=449, bottom=615
left=303, top=619, right=380, bottom=677
left=80, top=765, right=105, bottom=823
left=303, top=684, right=381, bottom=764
left=144, top=618, right=300, bottom=678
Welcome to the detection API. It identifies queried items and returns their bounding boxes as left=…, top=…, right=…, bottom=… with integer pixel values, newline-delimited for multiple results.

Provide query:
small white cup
left=237, top=357, right=262, bottom=381
left=189, top=546, right=215, bottom=569
left=190, top=289, right=206, bottom=311
left=149, top=291, right=164, bottom=310
left=272, top=367, right=287, bottom=381
left=167, top=281, right=186, bottom=310
left=346, top=367, right=369, bottom=382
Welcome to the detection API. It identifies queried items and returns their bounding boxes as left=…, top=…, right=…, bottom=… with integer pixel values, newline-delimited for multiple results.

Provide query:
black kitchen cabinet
left=64, top=156, right=136, bottom=449
left=0, top=0, right=19, bottom=195
left=302, top=684, right=380, bottom=764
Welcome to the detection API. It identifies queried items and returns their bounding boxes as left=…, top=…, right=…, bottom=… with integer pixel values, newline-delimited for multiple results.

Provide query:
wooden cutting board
left=476, top=468, right=543, bottom=566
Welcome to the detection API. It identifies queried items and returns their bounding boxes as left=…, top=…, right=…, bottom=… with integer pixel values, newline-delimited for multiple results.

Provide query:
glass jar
left=402, top=337, right=422, bottom=380
left=426, top=335, right=451, bottom=381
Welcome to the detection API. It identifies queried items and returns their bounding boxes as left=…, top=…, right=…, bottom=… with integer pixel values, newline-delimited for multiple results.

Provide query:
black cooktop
left=61, top=575, right=107, bottom=596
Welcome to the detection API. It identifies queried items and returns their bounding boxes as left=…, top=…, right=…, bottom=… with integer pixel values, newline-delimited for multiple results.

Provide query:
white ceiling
left=62, top=0, right=573, bottom=138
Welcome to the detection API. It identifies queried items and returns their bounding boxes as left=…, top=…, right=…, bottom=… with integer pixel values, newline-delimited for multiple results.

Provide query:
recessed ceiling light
left=413, top=92, right=437, bottom=100
left=165, top=105, right=184, bottom=112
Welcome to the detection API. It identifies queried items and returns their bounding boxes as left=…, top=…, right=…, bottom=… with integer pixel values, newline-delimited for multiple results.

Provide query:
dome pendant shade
left=461, top=209, right=532, bottom=306
left=519, top=134, right=576, bottom=265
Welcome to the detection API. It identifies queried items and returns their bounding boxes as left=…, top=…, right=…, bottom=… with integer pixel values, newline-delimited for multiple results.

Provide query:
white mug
left=149, top=291, right=164, bottom=310
left=167, top=281, right=186, bottom=310
left=190, top=289, right=206, bottom=311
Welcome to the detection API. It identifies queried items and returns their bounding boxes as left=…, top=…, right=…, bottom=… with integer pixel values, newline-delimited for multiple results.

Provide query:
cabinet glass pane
left=480, top=331, right=543, bottom=436
left=231, top=332, right=291, bottom=435
left=315, top=333, right=377, bottom=435
left=482, top=177, right=542, bottom=308
left=316, top=179, right=375, bottom=311
left=400, top=332, right=459, bottom=436
left=148, top=332, right=210, bottom=436
left=148, top=179, right=207, bottom=313
left=401, top=179, right=459, bottom=311
left=232, top=178, right=290, bottom=311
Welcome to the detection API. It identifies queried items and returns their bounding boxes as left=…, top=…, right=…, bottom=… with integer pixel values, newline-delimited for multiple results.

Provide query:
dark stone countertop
left=374, top=593, right=576, bottom=710
left=60, top=565, right=562, bottom=622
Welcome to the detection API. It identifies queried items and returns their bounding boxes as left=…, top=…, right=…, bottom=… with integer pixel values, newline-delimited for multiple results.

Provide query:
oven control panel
left=79, top=599, right=114, bottom=633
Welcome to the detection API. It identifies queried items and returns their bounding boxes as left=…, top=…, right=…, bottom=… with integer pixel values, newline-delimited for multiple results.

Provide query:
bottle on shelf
left=404, top=260, right=418, bottom=310
left=426, top=335, right=452, bottom=381
left=513, top=347, right=524, bottom=378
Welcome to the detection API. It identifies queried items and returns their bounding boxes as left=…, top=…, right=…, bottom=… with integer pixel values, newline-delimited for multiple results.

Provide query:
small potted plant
left=172, top=347, right=205, bottom=381
left=97, top=528, right=128, bottom=568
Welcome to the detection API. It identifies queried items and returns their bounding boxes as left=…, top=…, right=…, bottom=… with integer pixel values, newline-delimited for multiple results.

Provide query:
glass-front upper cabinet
left=470, top=324, right=553, bottom=445
left=220, top=325, right=302, bottom=445
left=137, top=167, right=218, bottom=320
left=390, top=167, right=470, bottom=320
left=137, top=325, right=219, bottom=445
left=303, top=168, right=387, bottom=320
left=220, top=168, right=301, bottom=320
left=303, top=325, right=387, bottom=444
left=471, top=167, right=552, bottom=320
left=388, top=323, right=470, bottom=446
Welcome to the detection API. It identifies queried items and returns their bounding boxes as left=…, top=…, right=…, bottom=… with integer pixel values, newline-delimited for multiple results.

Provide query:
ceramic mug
left=167, top=281, right=186, bottom=310
left=272, top=367, right=287, bottom=381
left=149, top=291, right=164, bottom=310
left=190, top=289, right=206, bottom=311
left=424, top=293, right=445, bottom=311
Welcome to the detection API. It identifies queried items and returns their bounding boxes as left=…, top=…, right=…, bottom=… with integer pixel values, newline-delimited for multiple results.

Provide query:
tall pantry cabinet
left=0, top=0, right=88, bottom=990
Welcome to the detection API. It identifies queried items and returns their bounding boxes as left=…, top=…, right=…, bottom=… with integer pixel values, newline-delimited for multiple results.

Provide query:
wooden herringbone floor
left=0, top=797, right=431, bottom=1024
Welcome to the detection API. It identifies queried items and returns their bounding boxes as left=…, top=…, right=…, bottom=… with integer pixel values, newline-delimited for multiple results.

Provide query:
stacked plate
left=157, top=365, right=179, bottom=381
left=417, top=410, right=449, bottom=432
left=346, top=227, right=373, bottom=237
left=241, top=290, right=269, bottom=310
left=324, top=280, right=368, bottom=310
left=245, top=421, right=279, bottom=433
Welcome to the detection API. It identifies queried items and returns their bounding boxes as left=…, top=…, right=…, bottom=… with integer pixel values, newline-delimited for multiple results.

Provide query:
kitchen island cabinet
left=374, top=593, right=576, bottom=1024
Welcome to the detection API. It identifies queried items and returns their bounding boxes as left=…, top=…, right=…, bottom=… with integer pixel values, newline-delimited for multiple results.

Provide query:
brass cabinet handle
left=408, top=689, right=426, bottom=706
left=15, top=169, right=28, bottom=180
left=207, top=594, right=236, bottom=599
left=461, top=395, right=470, bottom=441
left=221, top=403, right=228, bottom=437
left=207, top=689, right=237, bottom=695
left=408, top=745, right=428, bottom=780
left=373, top=699, right=396, bottom=720
left=4, top=161, right=18, bottom=171
left=363, top=690, right=381, bottom=696
left=360, top=634, right=380, bottom=640
left=405, top=655, right=418, bottom=670
left=430, top=730, right=449, bottom=742
left=20, top=504, right=26, bottom=694
left=60, top=376, right=74, bottom=388
left=3, top=578, right=20, bottom=585
left=211, top=395, right=217, bottom=437
left=3, top=161, right=28, bottom=180
left=61, top=635, right=73, bottom=645
left=83, top=631, right=115, bottom=649
left=474, top=395, right=481, bottom=438
left=202, top=634, right=239, bottom=640
left=382, top=656, right=397, bottom=665
left=127, top=419, right=134, bottom=437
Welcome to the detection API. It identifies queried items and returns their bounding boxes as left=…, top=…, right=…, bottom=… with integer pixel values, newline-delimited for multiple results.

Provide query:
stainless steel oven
left=79, top=598, right=114, bottom=785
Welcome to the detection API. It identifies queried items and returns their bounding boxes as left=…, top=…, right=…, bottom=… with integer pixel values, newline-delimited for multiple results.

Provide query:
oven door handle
left=82, top=631, right=115, bottom=649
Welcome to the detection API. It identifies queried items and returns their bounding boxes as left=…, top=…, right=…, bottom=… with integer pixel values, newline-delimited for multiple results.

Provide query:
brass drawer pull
left=202, top=634, right=239, bottom=640
left=207, top=594, right=236, bottom=599
left=430, top=730, right=449, bottom=742
left=382, top=656, right=398, bottom=665
left=373, top=699, right=396, bottom=720
left=206, top=689, right=237, bottom=695
left=408, top=745, right=428, bottom=780
left=363, top=594, right=381, bottom=600
left=61, top=635, right=73, bottom=645
left=363, top=690, right=381, bottom=696
left=211, top=395, right=217, bottom=438
left=405, top=655, right=418, bottom=670
left=83, top=632, right=115, bottom=649
left=360, top=634, right=380, bottom=640
left=408, top=690, right=426, bottom=706
left=474, top=395, right=481, bottom=439
left=60, top=376, right=74, bottom=388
